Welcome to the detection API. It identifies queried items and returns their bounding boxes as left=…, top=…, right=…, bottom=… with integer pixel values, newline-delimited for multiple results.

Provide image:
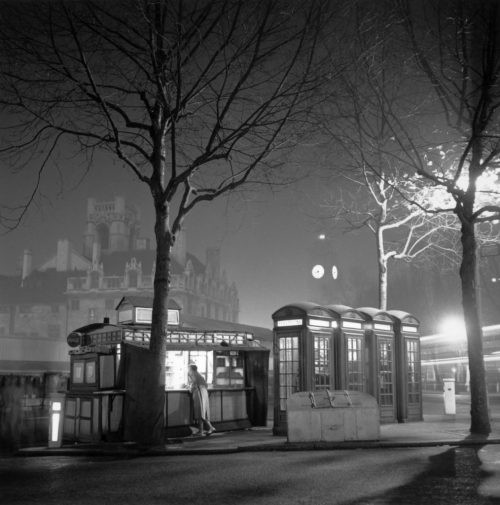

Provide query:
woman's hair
left=189, top=364, right=198, bottom=372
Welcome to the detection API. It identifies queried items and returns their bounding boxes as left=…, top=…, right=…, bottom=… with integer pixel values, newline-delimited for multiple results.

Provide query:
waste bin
left=443, top=378, right=456, bottom=415
left=286, top=389, right=380, bottom=442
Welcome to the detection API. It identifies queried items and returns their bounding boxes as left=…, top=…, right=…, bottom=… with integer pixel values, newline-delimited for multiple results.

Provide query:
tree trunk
left=377, top=229, right=388, bottom=310
left=127, top=199, right=171, bottom=446
left=460, top=217, right=491, bottom=435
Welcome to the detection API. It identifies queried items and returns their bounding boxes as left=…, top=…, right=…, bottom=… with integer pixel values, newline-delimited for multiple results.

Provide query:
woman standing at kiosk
left=188, top=364, right=216, bottom=436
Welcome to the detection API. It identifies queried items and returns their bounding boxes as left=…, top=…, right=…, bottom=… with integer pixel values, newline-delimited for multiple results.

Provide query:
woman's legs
left=203, top=418, right=215, bottom=433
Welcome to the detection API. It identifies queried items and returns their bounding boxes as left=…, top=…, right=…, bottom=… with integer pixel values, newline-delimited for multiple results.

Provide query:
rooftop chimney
left=21, top=249, right=32, bottom=286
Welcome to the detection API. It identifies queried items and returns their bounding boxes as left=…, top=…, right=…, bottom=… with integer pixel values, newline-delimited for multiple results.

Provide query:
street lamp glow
left=439, top=316, right=466, bottom=339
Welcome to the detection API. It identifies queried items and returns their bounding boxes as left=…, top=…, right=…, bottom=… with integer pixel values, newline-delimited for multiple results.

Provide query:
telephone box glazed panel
left=388, top=310, right=422, bottom=423
left=357, top=307, right=397, bottom=424
left=324, top=305, right=367, bottom=392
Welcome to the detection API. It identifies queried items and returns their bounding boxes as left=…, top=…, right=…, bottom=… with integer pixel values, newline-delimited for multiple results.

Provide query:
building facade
left=0, top=196, right=239, bottom=374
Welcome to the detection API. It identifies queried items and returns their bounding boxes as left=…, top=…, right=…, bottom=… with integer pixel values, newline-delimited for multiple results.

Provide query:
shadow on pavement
left=343, top=446, right=497, bottom=505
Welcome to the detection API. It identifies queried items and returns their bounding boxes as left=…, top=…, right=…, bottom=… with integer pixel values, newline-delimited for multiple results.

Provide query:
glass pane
left=314, top=335, right=330, bottom=390
left=85, top=361, right=96, bottom=383
left=347, top=335, right=364, bottom=391
left=278, top=335, right=299, bottom=410
left=73, top=362, right=84, bottom=383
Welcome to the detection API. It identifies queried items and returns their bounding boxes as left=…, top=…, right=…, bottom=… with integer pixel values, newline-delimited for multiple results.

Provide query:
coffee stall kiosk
left=62, top=296, right=270, bottom=443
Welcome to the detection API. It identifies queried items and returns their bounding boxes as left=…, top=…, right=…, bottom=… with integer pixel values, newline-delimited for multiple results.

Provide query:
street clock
left=312, top=264, right=325, bottom=279
left=332, top=265, right=338, bottom=280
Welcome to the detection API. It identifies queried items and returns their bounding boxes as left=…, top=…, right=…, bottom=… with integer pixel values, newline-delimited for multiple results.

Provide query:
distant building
left=0, top=196, right=239, bottom=373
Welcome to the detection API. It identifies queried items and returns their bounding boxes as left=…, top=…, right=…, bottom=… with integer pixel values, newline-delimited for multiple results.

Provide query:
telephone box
left=272, top=302, right=336, bottom=435
left=324, top=305, right=367, bottom=392
left=388, top=310, right=422, bottom=423
left=357, top=307, right=397, bottom=424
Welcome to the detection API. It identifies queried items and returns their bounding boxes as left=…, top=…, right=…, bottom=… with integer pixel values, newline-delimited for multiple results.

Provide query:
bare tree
left=318, top=0, right=460, bottom=311
left=320, top=170, right=460, bottom=310
left=393, top=0, right=500, bottom=435
left=0, top=0, right=327, bottom=445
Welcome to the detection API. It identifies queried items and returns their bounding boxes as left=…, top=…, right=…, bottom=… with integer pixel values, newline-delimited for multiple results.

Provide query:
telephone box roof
left=387, top=310, right=420, bottom=325
left=272, top=301, right=330, bottom=320
left=356, top=307, right=394, bottom=322
left=324, top=304, right=367, bottom=320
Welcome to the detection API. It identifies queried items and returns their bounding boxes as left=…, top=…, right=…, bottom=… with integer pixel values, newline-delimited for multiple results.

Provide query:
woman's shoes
left=205, top=427, right=216, bottom=436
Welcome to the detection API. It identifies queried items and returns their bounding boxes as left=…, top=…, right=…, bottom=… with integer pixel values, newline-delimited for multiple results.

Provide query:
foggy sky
left=0, top=146, right=379, bottom=329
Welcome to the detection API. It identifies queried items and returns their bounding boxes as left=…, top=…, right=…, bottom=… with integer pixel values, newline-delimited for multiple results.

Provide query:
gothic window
left=90, top=270, right=100, bottom=289
left=107, top=277, right=121, bottom=289
left=128, top=270, right=138, bottom=288
left=96, top=223, right=110, bottom=250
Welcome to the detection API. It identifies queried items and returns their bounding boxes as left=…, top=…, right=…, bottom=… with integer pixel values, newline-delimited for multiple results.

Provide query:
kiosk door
left=377, top=336, right=396, bottom=423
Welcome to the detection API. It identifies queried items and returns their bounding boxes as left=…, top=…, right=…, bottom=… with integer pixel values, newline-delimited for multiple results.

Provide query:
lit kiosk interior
left=272, top=302, right=367, bottom=435
left=63, top=296, right=269, bottom=443
left=388, top=310, right=422, bottom=423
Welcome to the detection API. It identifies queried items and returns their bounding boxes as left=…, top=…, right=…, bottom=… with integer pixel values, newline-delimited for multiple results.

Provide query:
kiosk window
left=165, top=350, right=213, bottom=389
left=73, top=361, right=84, bottom=383
left=214, top=351, right=244, bottom=387
left=406, top=340, right=421, bottom=403
left=347, top=335, right=364, bottom=391
left=313, top=334, right=330, bottom=389
left=279, top=336, right=299, bottom=410
left=85, top=361, right=96, bottom=384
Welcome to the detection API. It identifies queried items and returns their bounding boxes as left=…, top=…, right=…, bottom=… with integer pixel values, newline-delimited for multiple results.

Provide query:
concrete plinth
left=286, top=390, right=380, bottom=443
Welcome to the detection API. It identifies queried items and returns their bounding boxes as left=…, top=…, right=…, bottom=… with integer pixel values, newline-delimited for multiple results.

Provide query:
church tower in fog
left=83, top=196, right=141, bottom=257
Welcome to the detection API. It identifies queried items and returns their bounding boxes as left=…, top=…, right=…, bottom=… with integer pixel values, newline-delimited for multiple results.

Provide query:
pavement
left=14, top=411, right=500, bottom=457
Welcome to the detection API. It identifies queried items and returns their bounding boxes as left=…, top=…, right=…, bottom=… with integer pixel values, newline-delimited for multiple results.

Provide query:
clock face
left=312, top=264, right=324, bottom=279
left=332, top=265, right=338, bottom=280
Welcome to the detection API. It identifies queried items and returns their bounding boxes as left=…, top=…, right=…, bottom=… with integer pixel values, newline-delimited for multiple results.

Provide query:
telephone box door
left=377, top=336, right=396, bottom=423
